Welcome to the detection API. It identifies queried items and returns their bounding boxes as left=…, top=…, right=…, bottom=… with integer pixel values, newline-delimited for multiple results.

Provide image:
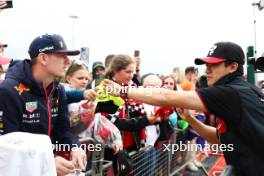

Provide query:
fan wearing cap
left=0, top=34, right=87, bottom=175
left=104, top=41, right=264, bottom=175
left=87, top=61, right=105, bottom=89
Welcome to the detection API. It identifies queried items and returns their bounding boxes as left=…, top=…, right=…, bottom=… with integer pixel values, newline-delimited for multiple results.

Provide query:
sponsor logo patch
left=15, top=83, right=30, bottom=95
left=25, top=101, right=38, bottom=113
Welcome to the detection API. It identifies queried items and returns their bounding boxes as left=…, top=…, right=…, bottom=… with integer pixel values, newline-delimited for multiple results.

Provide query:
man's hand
left=103, top=79, right=122, bottom=97
left=112, top=140, right=123, bottom=154
left=55, top=156, right=75, bottom=176
left=0, top=1, right=7, bottom=12
left=176, top=108, right=196, bottom=122
left=71, top=147, right=87, bottom=171
left=134, top=57, right=141, bottom=71
left=83, top=88, right=98, bottom=101
left=147, top=114, right=161, bottom=124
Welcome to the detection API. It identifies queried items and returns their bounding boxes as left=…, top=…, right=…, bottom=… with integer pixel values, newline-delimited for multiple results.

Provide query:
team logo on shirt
left=25, top=101, right=38, bottom=113
left=22, top=113, right=40, bottom=123
left=14, top=83, right=30, bottom=95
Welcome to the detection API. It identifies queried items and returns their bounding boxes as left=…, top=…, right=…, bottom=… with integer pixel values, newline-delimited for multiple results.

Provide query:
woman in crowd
left=95, top=54, right=158, bottom=175
left=96, top=54, right=159, bottom=150
left=62, top=61, right=97, bottom=137
left=162, top=75, right=179, bottom=128
left=64, top=61, right=90, bottom=90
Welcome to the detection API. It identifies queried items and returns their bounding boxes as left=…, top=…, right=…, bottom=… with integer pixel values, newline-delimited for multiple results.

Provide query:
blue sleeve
left=66, top=89, right=84, bottom=104
left=52, top=85, right=80, bottom=148
left=0, top=87, right=21, bottom=135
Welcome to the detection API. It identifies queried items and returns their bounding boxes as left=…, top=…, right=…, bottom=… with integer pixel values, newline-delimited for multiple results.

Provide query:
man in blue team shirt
left=0, top=34, right=86, bottom=175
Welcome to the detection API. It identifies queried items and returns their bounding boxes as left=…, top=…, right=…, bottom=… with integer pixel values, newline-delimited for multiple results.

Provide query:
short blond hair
left=142, top=74, right=162, bottom=87
left=171, top=67, right=184, bottom=84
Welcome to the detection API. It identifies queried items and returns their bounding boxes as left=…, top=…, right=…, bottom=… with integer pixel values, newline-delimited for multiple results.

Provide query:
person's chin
left=207, top=81, right=214, bottom=86
left=57, top=72, right=65, bottom=77
left=80, top=85, right=86, bottom=89
left=206, top=78, right=212, bottom=86
left=120, top=81, right=129, bottom=85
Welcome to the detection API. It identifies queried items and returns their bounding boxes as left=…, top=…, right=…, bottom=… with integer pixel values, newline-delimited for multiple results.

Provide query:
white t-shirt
left=144, top=104, right=159, bottom=146
left=0, top=132, right=56, bottom=176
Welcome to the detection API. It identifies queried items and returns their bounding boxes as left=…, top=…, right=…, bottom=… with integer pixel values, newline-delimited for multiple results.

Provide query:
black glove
left=116, top=150, right=133, bottom=176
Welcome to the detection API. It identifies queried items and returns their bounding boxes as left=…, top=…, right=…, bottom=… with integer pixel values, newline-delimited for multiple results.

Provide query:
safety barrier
left=79, top=137, right=109, bottom=176
left=82, top=128, right=230, bottom=176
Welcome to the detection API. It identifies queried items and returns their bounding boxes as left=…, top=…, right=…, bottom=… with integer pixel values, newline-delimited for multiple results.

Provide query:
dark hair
left=162, top=75, right=177, bottom=90
left=224, top=61, right=244, bottom=75
left=185, top=66, right=197, bottom=75
left=196, top=75, right=208, bottom=89
left=30, top=57, right=38, bottom=65
left=105, top=54, right=133, bottom=79
left=65, top=62, right=88, bottom=83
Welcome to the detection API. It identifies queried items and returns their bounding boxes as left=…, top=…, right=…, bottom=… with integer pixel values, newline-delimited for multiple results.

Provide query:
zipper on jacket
left=43, top=84, right=55, bottom=136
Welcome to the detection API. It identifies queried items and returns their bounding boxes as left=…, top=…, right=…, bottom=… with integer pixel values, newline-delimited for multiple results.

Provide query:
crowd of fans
left=1, top=2, right=264, bottom=176
left=0, top=32, right=211, bottom=175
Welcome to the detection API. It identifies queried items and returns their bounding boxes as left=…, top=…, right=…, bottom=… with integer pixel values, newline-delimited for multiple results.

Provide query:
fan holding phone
left=132, top=50, right=141, bottom=86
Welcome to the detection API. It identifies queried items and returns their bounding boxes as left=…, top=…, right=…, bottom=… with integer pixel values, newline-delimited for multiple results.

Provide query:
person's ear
left=229, top=62, right=239, bottom=73
left=38, top=53, right=49, bottom=66
left=65, top=75, right=71, bottom=83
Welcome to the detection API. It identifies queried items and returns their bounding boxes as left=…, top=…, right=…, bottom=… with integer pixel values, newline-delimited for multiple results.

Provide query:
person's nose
left=64, top=56, right=71, bottom=65
left=205, top=65, right=211, bottom=75
left=82, top=79, right=88, bottom=84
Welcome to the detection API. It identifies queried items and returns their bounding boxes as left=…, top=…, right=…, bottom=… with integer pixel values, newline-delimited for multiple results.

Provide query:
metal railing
left=81, top=128, right=231, bottom=176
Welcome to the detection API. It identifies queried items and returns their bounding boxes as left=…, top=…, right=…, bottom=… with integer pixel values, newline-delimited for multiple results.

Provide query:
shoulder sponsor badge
left=25, top=101, right=38, bottom=113
left=15, top=83, right=30, bottom=95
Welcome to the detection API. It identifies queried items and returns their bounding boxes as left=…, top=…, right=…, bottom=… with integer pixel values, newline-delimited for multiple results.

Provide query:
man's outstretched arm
left=178, top=109, right=219, bottom=144
left=104, top=79, right=205, bottom=111
left=104, top=79, right=219, bottom=144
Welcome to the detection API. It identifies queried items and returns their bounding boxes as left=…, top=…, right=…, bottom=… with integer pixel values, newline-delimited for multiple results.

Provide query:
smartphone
left=80, top=47, right=89, bottom=64
left=1, top=0, right=13, bottom=9
left=134, top=50, right=140, bottom=57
